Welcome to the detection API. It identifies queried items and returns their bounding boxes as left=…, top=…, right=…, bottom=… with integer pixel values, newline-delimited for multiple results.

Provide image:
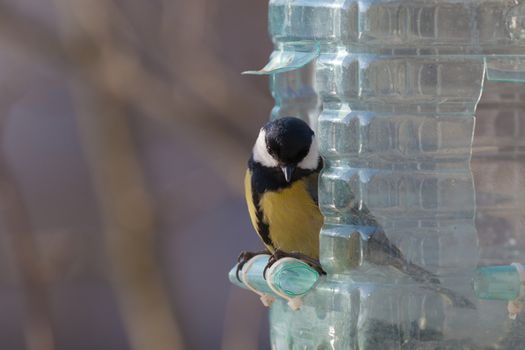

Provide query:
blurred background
left=0, top=0, right=275, bottom=349
left=2, top=1, right=525, bottom=350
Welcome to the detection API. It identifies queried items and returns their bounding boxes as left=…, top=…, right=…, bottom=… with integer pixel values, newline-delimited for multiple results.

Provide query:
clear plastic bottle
left=246, top=0, right=525, bottom=348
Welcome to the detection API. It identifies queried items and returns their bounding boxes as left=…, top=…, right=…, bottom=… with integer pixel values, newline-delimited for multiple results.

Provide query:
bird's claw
left=262, top=253, right=278, bottom=279
left=236, top=250, right=269, bottom=282
left=263, top=249, right=325, bottom=279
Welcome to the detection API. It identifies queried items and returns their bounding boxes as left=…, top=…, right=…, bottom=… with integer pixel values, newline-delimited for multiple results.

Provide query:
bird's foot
left=236, top=250, right=270, bottom=282
left=263, top=249, right=325, bottom=278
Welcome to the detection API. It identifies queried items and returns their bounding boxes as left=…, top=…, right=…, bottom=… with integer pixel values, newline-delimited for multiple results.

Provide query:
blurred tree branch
left=0, top=1, right=68, bottom=66
left=71, top=86, right=186, bottom=350
left=0, top=0, right=271, bottom=193
left=50, top=2, right=187, bottom=349
left=0, top=94, right=55, bottom=350
left=0, top=1, right=272, bottom=349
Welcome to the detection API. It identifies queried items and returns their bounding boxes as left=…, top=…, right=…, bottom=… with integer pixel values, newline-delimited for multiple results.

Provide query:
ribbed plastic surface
left=250, top=1, right=525, bottom=348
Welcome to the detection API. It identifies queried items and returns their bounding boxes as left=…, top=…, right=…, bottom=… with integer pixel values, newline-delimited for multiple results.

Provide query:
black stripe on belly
left=252, top=190, right=272, bottom=246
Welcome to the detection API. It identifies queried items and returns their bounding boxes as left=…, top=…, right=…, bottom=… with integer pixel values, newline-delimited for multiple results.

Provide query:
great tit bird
left=239, top=116, right=324, bottom=274
left=238, top=117, right=474, bottom=308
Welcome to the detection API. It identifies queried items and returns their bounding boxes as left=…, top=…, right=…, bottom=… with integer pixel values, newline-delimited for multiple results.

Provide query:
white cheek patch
left=252, top=129, right=278, bottom=167
left=298, top=136, right=320, bottom=170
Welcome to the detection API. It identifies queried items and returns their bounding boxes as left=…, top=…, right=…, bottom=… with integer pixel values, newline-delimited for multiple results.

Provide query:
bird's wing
left=244, top=169, right=273, bottom=248
left=368, top=230, right=440, bottom=284
left=303, top=171, right=319, bottom=206
left=367, top=230, right=404, bottom=261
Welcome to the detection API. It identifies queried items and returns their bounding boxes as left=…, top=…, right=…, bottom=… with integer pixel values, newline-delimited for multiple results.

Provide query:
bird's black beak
left=281, top=165, right=295, bottom=183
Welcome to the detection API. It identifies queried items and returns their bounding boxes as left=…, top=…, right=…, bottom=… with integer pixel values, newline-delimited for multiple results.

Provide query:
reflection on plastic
left=242, top=43, right=320, bottom=75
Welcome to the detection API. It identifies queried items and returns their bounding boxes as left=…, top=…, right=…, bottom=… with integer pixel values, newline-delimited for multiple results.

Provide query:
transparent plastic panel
left=269, top=0, right=525, bottom=54
left=242, top=0, right=525, bottom=349
left=473, top=82, right=525, bottom=265
left=270, top=58, right=322, bottom=129
left=243, top=42, right=320, bottom=75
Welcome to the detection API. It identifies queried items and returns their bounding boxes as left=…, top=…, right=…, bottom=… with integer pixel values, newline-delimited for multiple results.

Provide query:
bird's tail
left=397, top=260, right=476, bottom=309
left=366, top=230, right=476, bottom=309
left=403, top=261, right=441, bottom=285
left=421, top=283, right=476, bottom=309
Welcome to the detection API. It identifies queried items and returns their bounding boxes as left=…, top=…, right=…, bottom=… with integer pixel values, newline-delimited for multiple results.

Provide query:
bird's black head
left=252, top=117, right=320, bottom=183
left=264, top=117, right=314, bottom=164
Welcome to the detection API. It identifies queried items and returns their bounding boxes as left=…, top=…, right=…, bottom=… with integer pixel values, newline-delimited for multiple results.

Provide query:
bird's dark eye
left=298, top=147, right=309, bottom=159
left=267, top=143, right=280, bottom=158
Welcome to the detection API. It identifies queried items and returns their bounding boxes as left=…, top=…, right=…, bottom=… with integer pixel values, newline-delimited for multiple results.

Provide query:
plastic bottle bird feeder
left=231, top=0, right=525, bottom=348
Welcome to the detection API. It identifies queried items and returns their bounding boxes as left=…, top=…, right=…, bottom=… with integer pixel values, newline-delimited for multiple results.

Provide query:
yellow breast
left=259, top=180, right=323, bottom=259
